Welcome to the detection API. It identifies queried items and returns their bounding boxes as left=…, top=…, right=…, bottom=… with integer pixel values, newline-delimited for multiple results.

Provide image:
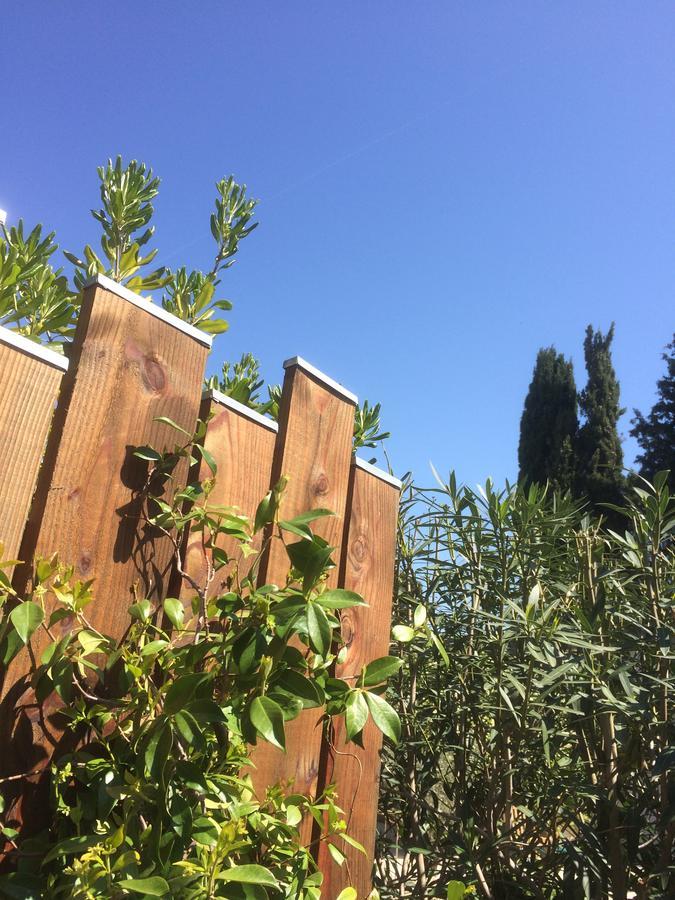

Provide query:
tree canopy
left=631, top=333, right=675, bottom=488
left=518, top=346, right=578, bottom=493
left=575, top=324, right=625, bottom=511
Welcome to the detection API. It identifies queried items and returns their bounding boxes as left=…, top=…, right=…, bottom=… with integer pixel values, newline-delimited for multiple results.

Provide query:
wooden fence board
left=14, top=274, right=211, bottom=621
left=317, top=458, right=401, bottom=899
left=249, top=358, right=356, bottom=835
left=179, top=389, right=278, bottom=600
left=0, top=314, right=399, bottom=886
left=1, top=275, right=210, bottom=826
left=0, top=328, right=67, bottom=576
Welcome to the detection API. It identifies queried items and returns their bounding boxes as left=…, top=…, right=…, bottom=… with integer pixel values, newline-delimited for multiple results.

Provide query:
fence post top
left=353, top=456, right=403, bottom=490
left=202, top=388, right=279, bottom=433
left=83, top=273, right=214, bottom=348
left=0, top=323, right=69, bottom=371
left=282, top=356, right=358, bottom=405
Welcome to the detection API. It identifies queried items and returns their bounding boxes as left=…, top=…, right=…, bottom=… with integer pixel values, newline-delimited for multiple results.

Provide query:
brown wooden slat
left=1, top=277, right=210, bottom=830
left=14, top=276, right=210, bottom=621
left=179, top=390, right=278, bottom=600
left=0, top=329, right=67, bottom=576
left=317, top=459, right=400, bottom=899
left=249, top=358, right=356, bottom=835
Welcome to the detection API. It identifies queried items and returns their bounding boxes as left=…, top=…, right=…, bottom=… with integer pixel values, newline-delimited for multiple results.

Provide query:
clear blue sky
left=3, top=3, right=673, bottom=487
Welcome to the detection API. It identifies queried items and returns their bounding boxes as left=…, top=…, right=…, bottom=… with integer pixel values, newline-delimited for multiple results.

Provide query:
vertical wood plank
left=1, top=276, right=210, bottom=828
left=179, top=390, right=278, bottom=600
left=249, top=358, right=356, bottom=827
left=0, top=328, right=67, bottom=576
left=317, top=459, right=401, bottom=899
left=14, top=275, right=211, bottom=624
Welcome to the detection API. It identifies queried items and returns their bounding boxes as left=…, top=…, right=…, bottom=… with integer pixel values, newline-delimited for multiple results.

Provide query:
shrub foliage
left=0, top=421, right=400, bottom=898
left=377, top=472, right=674, bottom=899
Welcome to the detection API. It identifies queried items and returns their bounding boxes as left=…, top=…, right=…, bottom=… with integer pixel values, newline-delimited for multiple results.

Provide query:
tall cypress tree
left=576, top=324, right=625, bottom=510
left=630, top=333, right=675, bottom=487
left=518, top=347, right=578, bottom=493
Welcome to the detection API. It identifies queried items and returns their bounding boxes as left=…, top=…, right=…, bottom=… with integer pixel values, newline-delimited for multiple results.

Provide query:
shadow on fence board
left=0, top=275, right=401, bottom=896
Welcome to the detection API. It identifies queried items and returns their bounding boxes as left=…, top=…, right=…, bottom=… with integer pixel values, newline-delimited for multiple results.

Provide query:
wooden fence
left=0, top=273, right=400, bottom=898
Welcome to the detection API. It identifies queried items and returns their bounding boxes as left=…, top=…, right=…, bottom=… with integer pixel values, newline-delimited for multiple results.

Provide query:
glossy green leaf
left=365, top=691, right=401, bottom=743
left=9, top=601, right=44, bottom=644
left=250, top=696, right=285, bottom=750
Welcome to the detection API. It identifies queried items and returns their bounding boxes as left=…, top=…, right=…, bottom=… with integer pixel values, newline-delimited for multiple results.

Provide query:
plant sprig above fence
left=205, top=352, right=281, bottom=416
left=205, top=355, right=391, bottom=458
left=161, top=177, right=257, bottom=334
left=0, top=220, right=78, bottom=347
left=65, top=157, right=168, bottom=294
left=0, top=158, right=258, bottom=345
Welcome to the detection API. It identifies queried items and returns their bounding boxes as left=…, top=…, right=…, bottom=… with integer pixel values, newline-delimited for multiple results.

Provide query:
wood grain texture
left=249, top=362, right=355, bottom=826
left=0, top=338, right=64, bottom=575
left=317, top=463, right=400, bottom=899
left=179, top=395, right=277, bottom=600
left=16, top=282, right=209, bottom=619
left=0, top=283, right=208, bottom=828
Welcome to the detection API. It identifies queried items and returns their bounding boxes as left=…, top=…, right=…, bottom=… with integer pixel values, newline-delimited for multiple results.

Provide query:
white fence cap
left=85, top=273, right=213, bottom=348
left=282, top=356, right=357, bottom=405
left=0, top=323, right=69, bottom=371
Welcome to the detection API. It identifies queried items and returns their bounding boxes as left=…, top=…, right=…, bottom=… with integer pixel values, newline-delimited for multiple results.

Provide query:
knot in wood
left=312, top=472, right=329, bottom=496
left=141, top=355, right=167, bottom=394
left=352, top=535, right=368, bottom=564
left=341, top=615, right=354, bottom=648
left=79, top=553, right=93, bottom=575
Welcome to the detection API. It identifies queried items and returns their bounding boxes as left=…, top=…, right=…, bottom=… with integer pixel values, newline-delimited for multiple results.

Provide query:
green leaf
left=392, top=624, right=415, bottom=643
left=254, top=491, right=276, bottom=534
left=316, top=589, right=367, bottom=609
left=186, top=698, right=227, bottom=723
left=9, top=601, right=44, bottom=644
left=163, top=597, right=185, bottom=630
left=153, top=415, right=191, bottom=436
left=307, top=602, right=331, bottom=656
left=133, top=446, right=162, bottom=462
left=217, top=865, right=279, bottom=888
left=164, top=673, right=208, bottom=714
left=122, top=877, right=170, bottom=896
left=447, top=881, right=467, bottom=900
left=250, top=696, right=286, bottom=750
left=345, top=691, right=369, bottom=740
left=328, top=842, right=346, bottom=866
left=365, top=691, right=401, bottom=743
left=271, top=669, right=324, bottom=708
left=363, top=656, right=402, bottom=686
left=286, top=537, right=335, bottom=591
left=43, top=833, right=109, bottom=863
left=336, top=890, right=357, bottom=900
left=282, top=508, right=334, bottom=527
left=174, top=710, right=204, bottom=749
left=145, top=721, right=173, bottom=780
left=140, top=639, right=168, bottom=657
left=129, top=598, right=152, bottom=621
left=279, top=508, right=334, bottom=538
left=197, top=443, right=218, bottom=476
left=413, top=604, right=427, bottom=628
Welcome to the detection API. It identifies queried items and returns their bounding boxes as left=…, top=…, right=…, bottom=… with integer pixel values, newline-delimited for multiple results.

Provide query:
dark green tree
left=576, top=323, right=625, bottom=511
left=518, top=347, right=578, bottom=492
left=630, top=333, right=675, bottom=488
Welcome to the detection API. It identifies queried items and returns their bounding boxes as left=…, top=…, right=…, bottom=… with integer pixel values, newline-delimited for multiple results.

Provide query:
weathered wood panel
left=249, top=358, right=356, bottom=835
left=14, top=274, right=211, bottom=622
left=179, top=389, right=277, bottom=600
left=0, top=328, right=67, bottom=576
left=0, top=275, right=210, bottom=831
left=318, top=458, right=401, bottom=899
